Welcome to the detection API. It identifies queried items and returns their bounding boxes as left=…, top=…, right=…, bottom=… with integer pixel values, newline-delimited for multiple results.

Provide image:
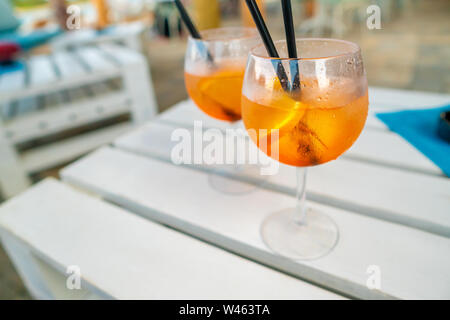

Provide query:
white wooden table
left=0, top=44, right=157, bottom=198
left=0, top=87, right=449, bottom=300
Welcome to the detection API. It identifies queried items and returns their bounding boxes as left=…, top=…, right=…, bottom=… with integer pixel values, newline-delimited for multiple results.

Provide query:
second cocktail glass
left=184, top=27, right=263, bottom=194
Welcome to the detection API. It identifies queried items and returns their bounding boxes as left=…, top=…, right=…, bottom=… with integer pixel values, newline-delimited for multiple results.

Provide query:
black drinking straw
left=174, top=0, right=213, bottom=62
left=174, top=0, right=201, bottom=39
left=244, top=0, right=290, bottom=91
left=281, top=0, right=300, bottom=92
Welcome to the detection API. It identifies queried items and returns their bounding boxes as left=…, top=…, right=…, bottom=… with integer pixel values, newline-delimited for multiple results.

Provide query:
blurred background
left=0, top=0, right=448, bottom=299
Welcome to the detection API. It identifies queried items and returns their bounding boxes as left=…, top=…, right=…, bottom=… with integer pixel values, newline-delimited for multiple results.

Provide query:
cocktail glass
left=184, top=27, right=264, bottom=194
left=241, top=38, right=369, bottom=259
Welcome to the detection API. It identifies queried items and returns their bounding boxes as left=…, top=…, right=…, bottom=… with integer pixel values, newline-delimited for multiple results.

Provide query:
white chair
left=0, top=44, right=157, bottom=198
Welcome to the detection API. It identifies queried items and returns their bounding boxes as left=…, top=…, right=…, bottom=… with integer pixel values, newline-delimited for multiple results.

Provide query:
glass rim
left=188, top=27, right=259, bottom=44
left=250, top=38, right=361, bottom=61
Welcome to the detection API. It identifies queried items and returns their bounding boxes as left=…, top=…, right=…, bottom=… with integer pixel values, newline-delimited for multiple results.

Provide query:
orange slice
left=199, top=69, right=244, bottom=117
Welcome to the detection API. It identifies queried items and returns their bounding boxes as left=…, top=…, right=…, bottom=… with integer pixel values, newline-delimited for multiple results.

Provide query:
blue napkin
left=376, top=105, right=450, bottom=177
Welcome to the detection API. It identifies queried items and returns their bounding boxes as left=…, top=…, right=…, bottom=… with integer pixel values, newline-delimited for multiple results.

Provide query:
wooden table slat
left=0, top=178, right=342, bottom=300
left=348, top=128, right=442, bottom=176
left=368, top=87, right=450, bottom=110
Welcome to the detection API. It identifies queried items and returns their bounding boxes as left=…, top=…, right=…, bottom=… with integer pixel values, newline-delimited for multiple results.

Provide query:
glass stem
left=294, top=167, right=308, bottom=225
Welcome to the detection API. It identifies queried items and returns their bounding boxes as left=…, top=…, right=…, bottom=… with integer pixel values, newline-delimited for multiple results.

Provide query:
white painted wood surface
left=348, top=129, right=442, bottom=176
left=22, top=123, right=133, bottom=173
left=368, top=87, right=450, bottom=110
left=1, top=232, right=54, bottom=299
left=61, top=147, right=450, bottom=300
left=158, top=100, right=232, bottom=131
left=58, top=87, right=447, bottom=299
left=0, top=178, right=343, bottom=300
left=98, top=44, right=157, bottom=121
left=4, top=92, right=128, bottom=144
left=114, top=114, right=450, bottom=237
left=366, top=87, right=450, bottom=131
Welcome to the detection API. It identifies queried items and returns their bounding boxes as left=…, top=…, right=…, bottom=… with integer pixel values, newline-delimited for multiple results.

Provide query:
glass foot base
left=261, top=208, right=339, bottom=260
left=208, top=164, right=268, bottom=195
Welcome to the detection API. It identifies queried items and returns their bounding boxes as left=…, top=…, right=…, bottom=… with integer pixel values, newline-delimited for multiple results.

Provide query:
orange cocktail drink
left=185, top=62, right=245, bottom=121
left=184, top=27, right=260, bottom=122
left=242, top=77, right=368, bottom=166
